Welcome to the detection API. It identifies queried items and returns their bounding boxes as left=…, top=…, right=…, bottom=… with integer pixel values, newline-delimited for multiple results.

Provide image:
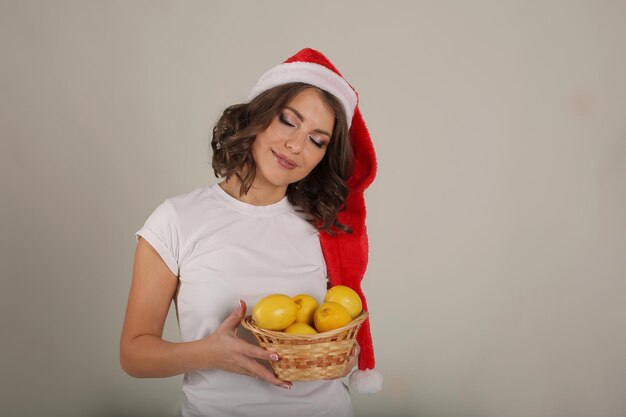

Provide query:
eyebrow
left=285, top=106, right=332, bottom=137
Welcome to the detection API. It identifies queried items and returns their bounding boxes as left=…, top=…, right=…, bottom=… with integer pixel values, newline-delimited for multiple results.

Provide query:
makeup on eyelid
left=279, top=111, right=326, bottom=148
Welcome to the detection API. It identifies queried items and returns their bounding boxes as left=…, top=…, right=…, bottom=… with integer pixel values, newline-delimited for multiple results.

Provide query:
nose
left=285, top=132, right=306, bottom=153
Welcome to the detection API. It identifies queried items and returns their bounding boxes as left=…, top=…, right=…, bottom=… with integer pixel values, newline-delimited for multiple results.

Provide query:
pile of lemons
left=252, top=285, right=363, bottom=334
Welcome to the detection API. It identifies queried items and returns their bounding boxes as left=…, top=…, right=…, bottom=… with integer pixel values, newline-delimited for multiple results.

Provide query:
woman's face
left=251, top=88, right=335, bottom=191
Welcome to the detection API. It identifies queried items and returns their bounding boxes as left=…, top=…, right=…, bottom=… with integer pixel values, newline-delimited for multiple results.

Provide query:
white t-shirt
left=136, top=183, right=353, bottom=417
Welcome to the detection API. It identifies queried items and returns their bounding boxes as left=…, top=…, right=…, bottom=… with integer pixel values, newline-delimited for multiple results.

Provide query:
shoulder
left=144, top=185, right=216, bottom=229
left=165, top=183, right=247, bottom=215
left=159, top=183, right=231, bottom=229
left=166, top=185, right=213, bottom=211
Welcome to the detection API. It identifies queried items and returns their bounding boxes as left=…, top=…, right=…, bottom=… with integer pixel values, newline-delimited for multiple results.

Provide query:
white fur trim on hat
left=247, top=62, right=358, bottom=127
left=349, top=368, right=383, bottom=394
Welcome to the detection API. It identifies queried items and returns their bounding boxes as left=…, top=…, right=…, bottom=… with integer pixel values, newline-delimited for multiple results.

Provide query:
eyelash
left=279, top=113, right=296, bottom=128
left=279, top=113, right=325, bottom=149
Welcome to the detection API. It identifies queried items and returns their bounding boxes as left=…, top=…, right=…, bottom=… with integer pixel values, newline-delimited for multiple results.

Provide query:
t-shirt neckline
left=212, top=182, right=290, bottom=217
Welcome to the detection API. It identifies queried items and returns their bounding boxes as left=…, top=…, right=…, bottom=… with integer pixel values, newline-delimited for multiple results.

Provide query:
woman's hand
left=121, top=239, right=290, bottom=387
left=202, top=300, right=292, bottom=389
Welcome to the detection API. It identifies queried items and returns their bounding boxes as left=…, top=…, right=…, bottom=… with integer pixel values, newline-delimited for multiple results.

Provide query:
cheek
left=262, top=124, right=286, bottom=143
left=254, top=125, right=278, bottom=146
left=250, top=139, right=262, bottom=160
left=251, top=130, right=273, bottom=156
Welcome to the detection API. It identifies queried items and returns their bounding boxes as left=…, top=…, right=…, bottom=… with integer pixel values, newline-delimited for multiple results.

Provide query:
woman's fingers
left=351, top=343, right=360, bottom=357
left=244, top=343, right=280, bottom=362
left=217, top=300, right=247, bottom=334
left=238, top=343, right=286, bottom=384
left=347, top=348, right=358, bottom=368
left=208, top=300, right=292, bottom=388
left=230, top=339, right=289, bottom=387
left=247, top=361, right=292, bottom=389
left=348, top=342, right=360, bottom=369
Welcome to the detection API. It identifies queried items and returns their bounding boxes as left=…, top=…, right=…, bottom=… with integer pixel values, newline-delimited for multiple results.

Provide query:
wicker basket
left=241, top=311, right=368, bottom=381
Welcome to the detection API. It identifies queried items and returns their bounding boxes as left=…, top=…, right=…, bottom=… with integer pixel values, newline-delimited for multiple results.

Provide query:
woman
left=120, top=48, right=380, bottom=417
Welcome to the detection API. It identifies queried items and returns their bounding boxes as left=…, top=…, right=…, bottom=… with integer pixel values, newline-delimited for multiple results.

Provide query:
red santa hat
left=248, top=48, right=382, bottom=394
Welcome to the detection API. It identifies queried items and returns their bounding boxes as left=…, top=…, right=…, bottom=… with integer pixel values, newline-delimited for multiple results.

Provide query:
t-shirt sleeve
left=135, top=200, right=180, bottom=277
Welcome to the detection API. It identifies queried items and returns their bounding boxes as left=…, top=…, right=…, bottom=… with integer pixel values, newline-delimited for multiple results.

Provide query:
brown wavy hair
left=211, top=82, right=354, bottom=233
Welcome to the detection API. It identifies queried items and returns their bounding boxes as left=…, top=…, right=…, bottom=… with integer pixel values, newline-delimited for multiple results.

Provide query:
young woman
left=120, top=48, right=380, bottom=417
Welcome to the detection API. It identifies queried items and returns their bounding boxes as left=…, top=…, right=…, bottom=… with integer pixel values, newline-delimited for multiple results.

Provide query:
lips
left=271, top=150, right=297, bottom=170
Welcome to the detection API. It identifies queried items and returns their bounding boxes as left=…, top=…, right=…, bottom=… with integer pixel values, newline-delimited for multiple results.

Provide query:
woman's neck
left=219, top=176, right=287, bottom=206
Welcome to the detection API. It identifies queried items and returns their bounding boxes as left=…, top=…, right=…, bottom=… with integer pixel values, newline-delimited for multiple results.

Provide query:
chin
left=262, top=169, right=303, bottom=188
left=259, top=174, right=296, bottom=190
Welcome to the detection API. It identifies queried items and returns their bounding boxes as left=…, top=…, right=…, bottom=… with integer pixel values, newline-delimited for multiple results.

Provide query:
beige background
left=2, top=1, right=625, bottom=416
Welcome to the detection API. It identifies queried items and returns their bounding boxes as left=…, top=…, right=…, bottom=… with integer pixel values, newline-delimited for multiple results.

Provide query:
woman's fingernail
left=281, top=383, right=292, bottom=389
left=269, top=353, right=279, bottom=361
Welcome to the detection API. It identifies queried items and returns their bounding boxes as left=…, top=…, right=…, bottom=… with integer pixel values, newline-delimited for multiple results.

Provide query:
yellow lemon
left=324, top=285, right=362, bottom=319
left=313, top=302, right=352, bottom=333
left=252, top=294, right=297, bottom=330
left=292, top=294, right=319, bottom=325
left=284, top=322, right=318, bottom=335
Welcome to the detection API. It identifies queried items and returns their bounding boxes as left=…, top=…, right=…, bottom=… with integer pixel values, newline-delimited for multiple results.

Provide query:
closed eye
left=280, top=111, right=327, bottom=149
left=279, top=113, right=296, bottom=127
left=309, top=136, right=324, bottom=148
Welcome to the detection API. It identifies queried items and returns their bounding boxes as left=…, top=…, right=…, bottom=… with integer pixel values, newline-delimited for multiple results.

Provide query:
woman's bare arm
left=119, top=237, right=290, bottom=387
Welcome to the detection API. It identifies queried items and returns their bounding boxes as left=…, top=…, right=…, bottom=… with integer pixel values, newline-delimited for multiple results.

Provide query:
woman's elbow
left=119, top=342, right=143, bottom=378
